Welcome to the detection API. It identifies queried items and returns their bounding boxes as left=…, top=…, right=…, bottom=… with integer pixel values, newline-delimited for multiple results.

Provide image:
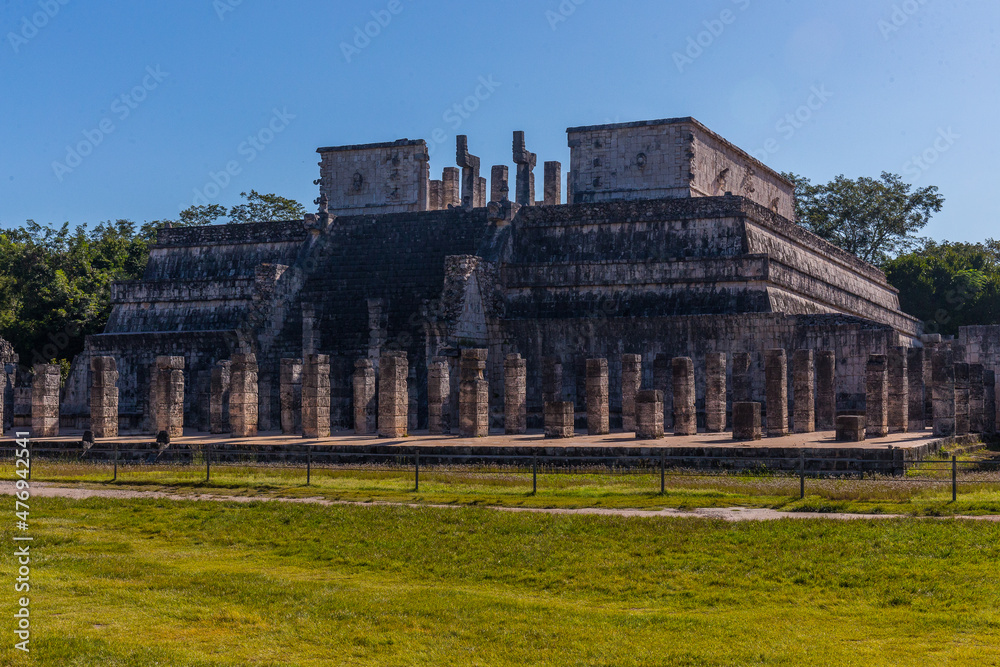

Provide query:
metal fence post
left=799, top=451, right=805, bottom=500
left=532, top=454, right=538, bottom=495
left=306, top=448, right=311, bottom=487
left=660, top=450, right=666, bottom=495
left=952, top=455, right=958, bottom=503
left=415, top=451, right=420, bottom=492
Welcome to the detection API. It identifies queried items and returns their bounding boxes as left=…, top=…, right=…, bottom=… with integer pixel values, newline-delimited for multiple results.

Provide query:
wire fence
left=3, top=442, right=999, bottom=501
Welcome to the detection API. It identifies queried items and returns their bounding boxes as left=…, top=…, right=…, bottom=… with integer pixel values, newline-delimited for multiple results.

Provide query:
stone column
left=512, top=131, right=536, bottom=207
left=229, top=353, right=259, bottom=437
left=654, top=354, right=673, bottom=429
left=621, top=354, right=642, bottom=433
left=970, top=364, right=985, bottom=434
left=733, top=402, right=762, bottom=441
left=672, top=357, right=697, bottom=436
left=888, top=347, right=908, bottom=433
left=544, top=402, right=574, bottom=439
left=985, top=369, right=997, bottom=435
left=302, top=354, right=331, bottom=439
left=210, top=361, right=231, bottom=435
left=427, top=357, right=451, bottom=435
left=836, top=416, right=866, bottom=442
left=542, top=357, right=563, bottom=406
left=586, top=358, right=610, bottom=435
left=815, top=351, right=836, bottom=431
left=456, top=135, right=481, bottom=209
left=731, top=353, right=753, bottom=404
left=31, top=364, right=60, bottom=437
left=866, top=355, right=889, bottom=438
left=544, top=161, right=562, bottom=205
left=792, top=350, right=815, bottom=434
left=705, top=353, right=727, bottom=433
left=907, top=348, right=926, bottom=432
left=765, top=349, right=788, bottom=437
left=442, top=167, right=460, bottom=208
left=377, top=352, right=408, bottom=438
left=408, top=365, right=419, bottom=434
left=490, top=165, right=509, bottom=203
left=955, top=362, right=970, bottom=436
left=353, top=359, right=377, bottom=435
left=151, top=356, right=184, bottom=438
left=634, top=390, right=664, bottom=439
left=459, top=349, right=489, bottom=438
left=279, top=359, right=303, bottom=435
left=89, top=356, right=119, bottom=438
left=932, top=348, right=956, bottom=437
left=504, top=354, right=527, bottom=435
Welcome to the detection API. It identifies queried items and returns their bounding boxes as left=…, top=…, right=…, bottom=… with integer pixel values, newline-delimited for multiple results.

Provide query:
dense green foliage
left=785, top=171, right=944, bottom=266
left=885, top=240, right=1000, bottom=335
left=3, top=497, right=1000, bottom=665
left=0, top=192, right=304, bottom=370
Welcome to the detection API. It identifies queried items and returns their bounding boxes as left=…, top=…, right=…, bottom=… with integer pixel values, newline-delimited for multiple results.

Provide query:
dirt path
left=3, top=482, right=999, bottom=522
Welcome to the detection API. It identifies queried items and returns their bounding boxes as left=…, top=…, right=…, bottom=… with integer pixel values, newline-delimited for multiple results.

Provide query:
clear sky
left=0, top=0, right=996, bottom=242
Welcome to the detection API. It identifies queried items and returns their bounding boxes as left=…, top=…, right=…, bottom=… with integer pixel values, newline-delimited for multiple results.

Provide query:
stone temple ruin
left=5, top=116, right=993, bottom=442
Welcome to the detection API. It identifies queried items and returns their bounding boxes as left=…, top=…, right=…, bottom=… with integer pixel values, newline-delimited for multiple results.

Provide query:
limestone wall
left=317, top=139, right=429, bottom=216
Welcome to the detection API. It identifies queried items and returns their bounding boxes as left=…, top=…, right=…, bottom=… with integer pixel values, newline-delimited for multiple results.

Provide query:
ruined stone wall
left=958, top=325, right=1000, bottom=426
left=566, top=118, right=795, bottom=220
left=317, top=139, right=429, bottom=216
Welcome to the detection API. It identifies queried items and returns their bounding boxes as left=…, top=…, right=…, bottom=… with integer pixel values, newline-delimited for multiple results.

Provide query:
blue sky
left=0, top=0, right=995, bottom=242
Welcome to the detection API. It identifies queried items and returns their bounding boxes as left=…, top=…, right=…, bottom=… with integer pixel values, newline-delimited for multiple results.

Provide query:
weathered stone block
left=31, top=364, right=61, bottom=437
left=888, top=347, right=908, bottom=433
left=621, top=354, right=642, bottom=433
left=504, top=354, right=527, bottom=435
left=932, top=348, right=956, bottom=438
left=672, top=357, right=696, bottom=436
left=302, top=354, right=331, bottom=438
left=705, top=353, right=727, bottom=433
left=544, top=401, right=574, bottom=439
left=733, top=402, right=762, bottom=441
left=459, top=349, right=489, bottom=438
left=836, top=416, right=866, bottom=442
left=428, top=357, right=451, bottom=435
left=866, top=355, right=889, bottom=438
left=586, top=358, right=610, bottom=435
left=378, top=352, right=408, bottom=438
left=815, top=351, right=836, bottom=431
left=89, top=356, right=119, bottom=438
left=765, top=349, right=788, bottom=437
left=229, top=353, right=259, bottom=438
left=634, top=390, right=664, bottom=440
left=792, top=350, right=815, bottom=434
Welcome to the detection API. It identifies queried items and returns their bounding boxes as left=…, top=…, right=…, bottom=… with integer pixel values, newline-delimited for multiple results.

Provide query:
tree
left=785, top=172, right=944, bottom=267
left=228, top=190, right=306, bottom=224
left=885, top=240, right=1000, bottom=335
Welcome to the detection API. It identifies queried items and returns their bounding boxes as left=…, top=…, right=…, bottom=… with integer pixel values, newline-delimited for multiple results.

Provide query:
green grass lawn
left=2, top=497, right=1000, bottom=666
left=8, top=450, right=1000, bottom=516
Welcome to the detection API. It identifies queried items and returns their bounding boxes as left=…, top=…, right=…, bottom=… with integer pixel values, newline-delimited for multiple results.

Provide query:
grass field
left=6, top=447, right=1000, bottom=517
left=2, top=497, right=1000, bottom=666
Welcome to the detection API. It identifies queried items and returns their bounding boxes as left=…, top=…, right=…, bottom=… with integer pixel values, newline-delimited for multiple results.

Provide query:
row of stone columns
left=929, top=348, right=997, bottom=438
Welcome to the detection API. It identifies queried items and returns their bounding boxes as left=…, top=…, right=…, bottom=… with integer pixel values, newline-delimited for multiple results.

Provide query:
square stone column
left=427, top=357, right=451, bottom=435
left=733, top=402, right=762, bottom=442
left=985, top=369, right=997, bottom=435
left=970, top=364, right=985, bottom=434
left=654, top=354, right=674, bottom=430
left=932, top=348, right=956, bottom=437
left=544, top=161, right=562, bottom=205
left=866, top=355, right=889, bottom=438
left=544, top=402, right=574, bottom=439
left=210, top=361, right=231, bottom=434
left=634, top=390, right=664, bottom=439
left=504, top=354, right=527, bottom=435
left=279, top=359, right=303, bottom=435
left=459, top=349, right=489, bottom=438
left=353, top=359, right=377, bottom=435
left=229, top=353, right=259, bottom=438
left=302, top=354, right=331, bottom=439
left=907, top=348, right=926, bottom=432
left=836, top=416, right=866, bottom=442
left=442, top=167, right=460, bottom=208
left=377, top=352, right=408, bottom=438
left=705, top=353, right=727, bottom=433
left=954, top=362, right=970, bottom=436
left=731, top=353, right=753, bottom=404
left=89, top=356, right=119, bottom=438
left=672, top=357, right=697, bottom=436
left=815, top=351, right=836, bottom=431
left=765, top=349, right=788, bottom=437
left=542, top=357, right=563, bottom=406
left=621, top=354, right=642, bottom=433
left=150, top=356, right=184, bottom=438
left=586, top=358, right=610, bottom=435
left=792, top=350, right=815, bottom=434
left=31, top=364, right=61, bottom=437
left=888, top=347, right=908, bottom=433
left=490, top=165, right=509, bottom=203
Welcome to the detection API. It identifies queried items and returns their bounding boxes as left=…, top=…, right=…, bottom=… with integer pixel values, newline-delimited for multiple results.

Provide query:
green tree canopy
left=785, top=172, right=944, bottom=267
